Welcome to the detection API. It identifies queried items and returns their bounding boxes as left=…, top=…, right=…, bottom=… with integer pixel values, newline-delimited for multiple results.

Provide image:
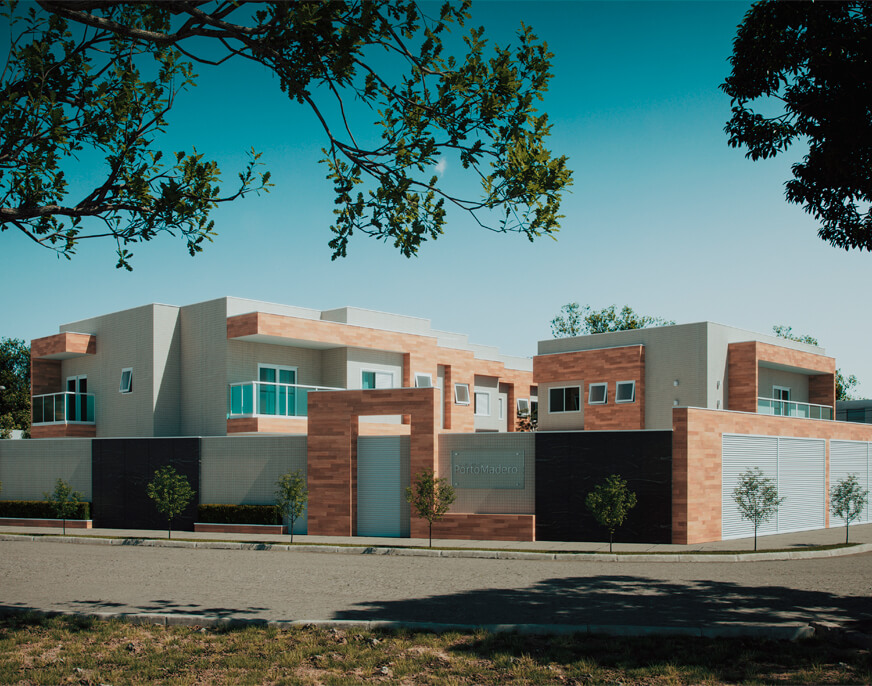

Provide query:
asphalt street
left=2, top=540, right=871, bottom=630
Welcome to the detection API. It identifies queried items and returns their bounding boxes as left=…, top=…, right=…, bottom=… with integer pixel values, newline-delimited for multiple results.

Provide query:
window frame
left=772, top=385, right=791, bottom=401
left=119, top=368, right=133, bottom=394
left=588, top=382, right=608, bottom=405
left=549, top=385, right=581, bottom=414
left=454, top=383, right=470, bottom=405
left=361, top=369, right=394, bottom=390
left=474, top=390, right=491, bottom=417
left=414, top=372, right=433, bottom=388
left=615, top=380, right=636, bottom=404
left=516, top=397, right=530, bottom=416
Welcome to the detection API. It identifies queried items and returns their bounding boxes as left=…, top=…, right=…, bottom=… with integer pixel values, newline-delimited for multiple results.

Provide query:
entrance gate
left=357, top=435, right=411, bottom=537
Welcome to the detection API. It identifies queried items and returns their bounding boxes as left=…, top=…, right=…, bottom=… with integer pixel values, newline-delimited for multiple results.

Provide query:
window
left=119, top=368, right=133, bottom=394
left=517, top=398, right=530, bottom=416
left=362, top=370, right=393, bottom=389
left=454, top=383, right=470, bottom=405
left=475, top=391, right=490, bottom=416
left=549, top=386, right=581, bottom=413
left=415, top=373, right=432, bottom=388
left=615, top=380, right=635, bottom=403
left=588, top=382, right=608, bottom=405
left=773, top=386, right=790, bottom=401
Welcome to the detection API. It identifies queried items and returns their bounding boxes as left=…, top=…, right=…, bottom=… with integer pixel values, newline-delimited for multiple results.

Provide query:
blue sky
left=3, top=1, right=870, bottom=396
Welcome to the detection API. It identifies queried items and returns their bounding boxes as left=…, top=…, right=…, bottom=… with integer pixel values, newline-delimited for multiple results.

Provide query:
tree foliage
left=551, top=303, right=674, bottom=338
left=722, top=1, right=872, bottom=252
left=772, top=325, right=859, bottom=401
left=405, top=469, right=455, bottom=548
left=43, top=477, right=83, bottom=535
left=585, top=474, right=637, bottom=553
left=829, top=473, right=868, bottom=544
left=146, top=465, right=195, bottom=539
left=2, top=1, right=571, bottom=268
left=0, top=337, right=30, bottom=438
left=732, top=467, right=784, bottom=551
left=275, top=469, right=308, bottom=543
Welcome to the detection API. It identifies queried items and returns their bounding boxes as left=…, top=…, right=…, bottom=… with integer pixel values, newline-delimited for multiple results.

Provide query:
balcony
left=227, top=382, right=343, bottom=418
left=32, top=392, right=95, bottom=425
left=757, top=397, right=833, bottom=420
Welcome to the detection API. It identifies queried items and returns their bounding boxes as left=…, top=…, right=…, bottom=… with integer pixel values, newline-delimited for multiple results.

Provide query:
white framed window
left=773, top=385, right=790, bottom=401
left=454, top=383, right=470, bottom=405
left=549, top=386, right=581, bottom=413
left=119, top=368, right=133, bottom=394
left=588, top=382, right=608, bottom=405
left=258, top=363, right=297, bottom=386
left=362, top=370, right=393, bottom=389
left=415, top=372, right=432, bottom=388
left=615, top=380, right=636, bottom=403
left=474, top=391, right=490, bottom=416
left=517, top=398, right=530, bottom=416
left=498, top=397, right=504, bottom=420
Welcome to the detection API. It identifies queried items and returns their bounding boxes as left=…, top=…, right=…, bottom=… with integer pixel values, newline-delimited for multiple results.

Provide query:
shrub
left=197, top=504, right=280, bottom=525
left=0, top=500, right=90, bottom=519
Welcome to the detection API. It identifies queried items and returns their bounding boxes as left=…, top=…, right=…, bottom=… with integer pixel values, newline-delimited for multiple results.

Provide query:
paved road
left=2, top=540, right=871, bottom=630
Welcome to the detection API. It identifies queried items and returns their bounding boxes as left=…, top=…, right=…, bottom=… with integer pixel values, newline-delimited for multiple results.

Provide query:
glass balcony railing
left=32, top=392, right=95, bottom=424
left=227, top=382, right=343, bottom=418
left=757, top=397, right=833, bottom=420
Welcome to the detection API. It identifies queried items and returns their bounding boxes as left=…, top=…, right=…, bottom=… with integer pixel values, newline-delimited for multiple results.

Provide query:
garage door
left=830, top=441, right=870, bottom=525
left=722, top=434, right=825, bottom=540
left=357, top=436, right=410, bottom=537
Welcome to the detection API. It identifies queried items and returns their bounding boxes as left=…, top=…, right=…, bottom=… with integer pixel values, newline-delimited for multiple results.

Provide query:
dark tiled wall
left=535, top=431, right=672, bottom=543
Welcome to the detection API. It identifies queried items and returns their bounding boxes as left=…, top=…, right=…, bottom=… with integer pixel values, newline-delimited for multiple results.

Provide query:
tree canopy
left=0, top=337, right=30, bottom=438
left=2, top=1, right=571, bottom=269
left=551, top=304, right=674, bottom=338
left=722, top=1, right=872, bottom=252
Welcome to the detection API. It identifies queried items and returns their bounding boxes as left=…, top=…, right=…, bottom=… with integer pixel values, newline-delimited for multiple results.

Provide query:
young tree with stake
left=733, top=467, right=784, bottom=551
left=585, top=474, right=637, bottom=553
left=406, top=469, right=456, bottom=548
left=830, top=474, right=868, bottom=544
left=146, top=465, right=195, bottom=539
left=44, top=478, right=83, bottom=536
left=275, top=470, right=308, bottom=543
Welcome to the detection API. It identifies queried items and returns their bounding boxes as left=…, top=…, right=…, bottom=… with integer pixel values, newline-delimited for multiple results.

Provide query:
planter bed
left=194, top=522, right=287, bottom=535
left=0, top=517, right=92, bottom=529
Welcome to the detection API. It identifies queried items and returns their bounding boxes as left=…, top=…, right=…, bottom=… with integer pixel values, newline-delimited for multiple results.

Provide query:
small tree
left=275, top=470, right=308, bottom=543
left=830, top=474, right=869, bottom=544
left=585, top=474, right=637, bottom=552
left=146, top=466, right=195, bottom=539
left=733, top=467, right=785, bottom=551
left=44, top=478, right=83, bottom=535
left=406, top=469, right=456, bottom=548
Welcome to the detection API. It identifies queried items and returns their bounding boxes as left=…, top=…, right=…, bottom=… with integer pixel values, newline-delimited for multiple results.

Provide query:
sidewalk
left=2, top=521, right=871, bottom=559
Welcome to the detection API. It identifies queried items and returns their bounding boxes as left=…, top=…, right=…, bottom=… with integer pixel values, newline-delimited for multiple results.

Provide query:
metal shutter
left=357, top=436, right=411, bottom=537
left=776, top=437, right=826, bottom=533
left=722, top=434, right=779, bottom=539
left=830, top=441, right=870, bottom=524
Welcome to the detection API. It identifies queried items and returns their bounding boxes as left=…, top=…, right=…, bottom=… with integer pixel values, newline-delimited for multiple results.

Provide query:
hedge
left=0, top=500, right=90, bottom=520
left=197, top=504, right=280, bottom=525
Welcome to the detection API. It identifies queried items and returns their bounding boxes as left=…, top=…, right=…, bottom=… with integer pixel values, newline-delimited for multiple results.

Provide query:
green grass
left=0, top=613, right=869, bottom=685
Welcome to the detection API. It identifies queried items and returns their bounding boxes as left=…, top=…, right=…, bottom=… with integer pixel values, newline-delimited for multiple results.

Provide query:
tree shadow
left=336, top=574, right=872, bottom=629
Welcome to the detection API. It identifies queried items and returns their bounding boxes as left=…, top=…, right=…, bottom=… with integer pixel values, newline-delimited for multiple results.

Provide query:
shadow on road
left=336, top=574, right=872, bottom=628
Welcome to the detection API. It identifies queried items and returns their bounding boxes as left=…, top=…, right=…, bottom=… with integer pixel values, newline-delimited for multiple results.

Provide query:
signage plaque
left=450, top=449, right=525, bottom=489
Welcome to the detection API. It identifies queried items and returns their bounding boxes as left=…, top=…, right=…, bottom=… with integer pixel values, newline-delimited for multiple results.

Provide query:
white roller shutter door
left=357, top=436, right=411, bottom=537
left=722, top=435, right=778, bottom=539
left=830, top=441, right=870, bottom=525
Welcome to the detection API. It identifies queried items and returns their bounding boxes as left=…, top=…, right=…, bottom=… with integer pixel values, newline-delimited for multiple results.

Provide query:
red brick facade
left=30, top=424, right=96, bottom=439
left=672, top=408, right=872, bottom=544
left=534, top=345, right=645, bottom=430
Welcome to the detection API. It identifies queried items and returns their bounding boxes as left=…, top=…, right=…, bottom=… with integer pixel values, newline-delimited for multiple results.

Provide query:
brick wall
left=410, top=513, right=535, bottom=541
left=30, top=424, right=96, bottom=439
left=533, top=345, right=645, bottom=430
left=672, top=407, right=872, bottom=544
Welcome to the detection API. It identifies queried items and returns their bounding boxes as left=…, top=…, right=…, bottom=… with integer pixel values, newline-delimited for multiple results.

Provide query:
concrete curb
left=2, top=533, right=870, bottom=562
left=0, top=606, right=815, bottom=641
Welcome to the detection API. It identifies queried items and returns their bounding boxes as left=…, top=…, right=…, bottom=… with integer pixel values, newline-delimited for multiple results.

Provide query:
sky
left=2, top=1, right=871, bottom=397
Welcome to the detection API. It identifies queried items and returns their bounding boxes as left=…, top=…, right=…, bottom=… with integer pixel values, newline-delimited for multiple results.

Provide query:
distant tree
left=732, top=467, right=784, bottom=551
left=0, top=338, right=30, bottom=438
left=275, top=470, right=308, bottom=544
left=830, top=474, right=869, bottom=544
left=723, top=1, right=872, bottom=252
left=772, top=325, right=860, bottom=400
left=146, top=466, right=195, bottom=539
left=2, top=1, right=571, bottom=268
left=551, top=304, right=674, bottom=338
left=585, top=474, right=637, bottom=553
left=516, top=403, right=538, bottom=432
left=406, top=469, right=456, bottom=548
left=44, top=478, right=83, bottom=535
